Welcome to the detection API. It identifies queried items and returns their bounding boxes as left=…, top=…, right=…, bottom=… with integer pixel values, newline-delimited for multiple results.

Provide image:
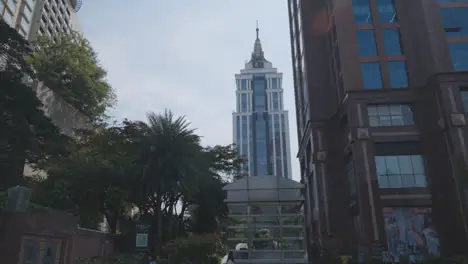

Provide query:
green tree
left=34, top=120, right=145, bottom=230
left=0, top=20, right=69, bottom=190
left=27, top=31, right=116, bottom=119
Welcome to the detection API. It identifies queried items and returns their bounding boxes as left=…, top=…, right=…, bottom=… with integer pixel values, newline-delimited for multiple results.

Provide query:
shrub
left=163, top=233, right=224, bottom=264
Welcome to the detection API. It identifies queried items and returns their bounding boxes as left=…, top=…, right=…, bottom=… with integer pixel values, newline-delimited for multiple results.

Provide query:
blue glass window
left=281, top=114, right=288, bottom=179
left=273, top=92, right=279, bottom=110
left=357, top=30, right=378, bottom=57
left=236, top=116, right=241, bottom=150
left=353, top=0, right=373, bottom=25
left=274, top=115, right=282, bottom=177
left=253, top=77, right=266, bottom=111
left=241, top=79, right=248, bottom=90
left=241, top=94, right=247, bottom=112
left=461, top=91, right=468, bottom=113
left=375, top=155, right=427, bottom=188
left=361, top=62, right=383, bottom=89
left=272, top=78, right=278, bottom=89
left=449, top=43, right=468, bottom=71
left=440, top=8, right=468, bottom=37
left=254, top=112, right=268, bottom=176
left=377, top=0, right=398, bottom=23
left=241, top=116, right=248, bottom=160
left=388, top=61, right=408, bottom=88
left=382, top=28, right=403, bottom=55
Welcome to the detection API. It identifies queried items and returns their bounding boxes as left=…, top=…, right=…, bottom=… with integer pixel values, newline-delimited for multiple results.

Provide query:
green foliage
left=33, top=119, right=145, bottom=230
left=75, top=254, right=140, bottom=264
left=27, top=31, right=115, bottom=119
left=32, top=109, right=242, bottom=254
left=0, top=20, right=69, bottom=190
left=163, top=234, right=224, bottom=264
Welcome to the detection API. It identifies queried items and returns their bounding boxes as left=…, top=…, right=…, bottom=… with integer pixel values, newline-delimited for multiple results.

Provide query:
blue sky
left=77, top=0, right=300, bottom=181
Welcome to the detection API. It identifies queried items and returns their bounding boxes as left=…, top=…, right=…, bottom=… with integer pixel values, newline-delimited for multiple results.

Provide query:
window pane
left=241, top=94, right=247, bottom=112
left=0, top=2, right=4, bottom=14
left=449, top=43, right=468, bottom=71
left=377, top=0, right=398, bottom=23
left=461, top=91, right=468, bottom=113
left=361, top=62, right=383, bottom=89
left=23, top=5, right=33, bottom=20
left=357, top=30, right=378, bottom=56
left=383, top=28, right=403, bottom=55
left=353, top=0, right=373, bottom=25
left=411, top=155, right=425, bottom=174
left=3, top=9, right=13, bottom=25
left=375, top=155, right=427, bottom=188
left=367, top=104, right=414, bottom=127
left=26, top=0, right=35, bottom=9
left=7, top=0, right=16, bottom=11
left=388, top=61, right=408, bottom=88
left=271, top=78, right=278, bottom=89
left=440, top=8, right=468, bottom=37
left=241, top=79, right=248, bottom=90
left=21, top=16, right=30, bottom=34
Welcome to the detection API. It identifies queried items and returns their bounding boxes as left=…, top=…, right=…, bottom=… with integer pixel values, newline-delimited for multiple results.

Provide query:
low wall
left=0, top=207, right=114, bottom=264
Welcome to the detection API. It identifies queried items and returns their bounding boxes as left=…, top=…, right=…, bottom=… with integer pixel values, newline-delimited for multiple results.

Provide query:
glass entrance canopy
left=223, top=176, right=306, bottom=264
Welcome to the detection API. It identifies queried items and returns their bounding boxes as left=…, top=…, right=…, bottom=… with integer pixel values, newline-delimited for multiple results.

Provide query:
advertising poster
left=383, top=207, right=440, bottom=260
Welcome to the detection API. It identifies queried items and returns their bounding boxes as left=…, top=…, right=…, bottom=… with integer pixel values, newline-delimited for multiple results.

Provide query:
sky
left=76, top=1, right=300, bottom=181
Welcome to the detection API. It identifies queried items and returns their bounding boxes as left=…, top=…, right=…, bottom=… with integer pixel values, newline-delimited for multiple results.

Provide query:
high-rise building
left=0, top=0, right=81, bottom=41
left=288, top=0, right=468, bottom=261
left=233, top=26, right=293, bottom=179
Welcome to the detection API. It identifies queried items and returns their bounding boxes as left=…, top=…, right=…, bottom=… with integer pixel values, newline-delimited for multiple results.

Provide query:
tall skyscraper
left=0, top=0, right=81, bottom=41
left=233, top=26, right=292, bottom=179
left=288, top=0, right=468, bottom=260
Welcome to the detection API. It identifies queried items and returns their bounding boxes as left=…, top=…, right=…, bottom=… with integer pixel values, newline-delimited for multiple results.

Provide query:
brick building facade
left=287, top=0, right=468, bottom=260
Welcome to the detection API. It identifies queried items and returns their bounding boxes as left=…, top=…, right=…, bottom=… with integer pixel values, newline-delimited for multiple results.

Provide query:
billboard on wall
left=383, top=207, right=440, bottom=260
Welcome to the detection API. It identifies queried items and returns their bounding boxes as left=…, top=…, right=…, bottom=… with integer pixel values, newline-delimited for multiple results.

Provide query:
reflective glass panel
left=374, top=155, right=427, bottom=188
left=368, top=104, right=414, bottom=127
left=377, top=0, right=398, bottom=23
left=361, top=62, right=383, bottom=89
left=357, top=30, right=378, bottom=57
left=449, top=43, right=468, bottom=71
left=388, top=61, right=408, bottom=88
left=383, top=28, right=403, bottom=55
left=353, top=0, right=373, bottom=25
left=440, top=7, right=468, bottom=37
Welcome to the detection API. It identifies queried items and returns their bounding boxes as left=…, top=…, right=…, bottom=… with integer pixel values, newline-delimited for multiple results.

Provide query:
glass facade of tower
left=234, top=70, right=292, bottom=179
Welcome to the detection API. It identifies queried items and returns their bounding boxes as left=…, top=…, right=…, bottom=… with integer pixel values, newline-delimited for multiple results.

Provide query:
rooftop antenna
left=256, top=20, right=259, bottom=39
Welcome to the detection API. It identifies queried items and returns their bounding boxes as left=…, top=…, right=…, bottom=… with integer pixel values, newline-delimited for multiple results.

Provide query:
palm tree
left=138, top=109, right=203, bottom=251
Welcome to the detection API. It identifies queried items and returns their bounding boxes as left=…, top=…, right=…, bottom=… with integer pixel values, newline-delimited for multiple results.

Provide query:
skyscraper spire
left=256, top=20, right=259, bottom=39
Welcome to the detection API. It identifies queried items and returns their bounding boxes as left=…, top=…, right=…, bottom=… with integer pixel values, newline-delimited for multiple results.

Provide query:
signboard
left=135, top=224, right=151, bottom=251
left=136, top=233, right=148, bottom=248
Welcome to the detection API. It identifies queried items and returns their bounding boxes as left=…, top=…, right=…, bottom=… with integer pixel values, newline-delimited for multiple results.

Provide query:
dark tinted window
left=357, top=30, right=378, bottom=56
left=361, top=62, right=383, bottom=89
left=377, top=0, right=398, bottom=23
left=388, top=61, right=409, bottom=88
left=449, top=43, right=468, bottom=71
left=353, top=0, right=373, bottom=25
left=440, top=7, right=468, bottom=37
left=383, top=28, right=403, bottom=55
